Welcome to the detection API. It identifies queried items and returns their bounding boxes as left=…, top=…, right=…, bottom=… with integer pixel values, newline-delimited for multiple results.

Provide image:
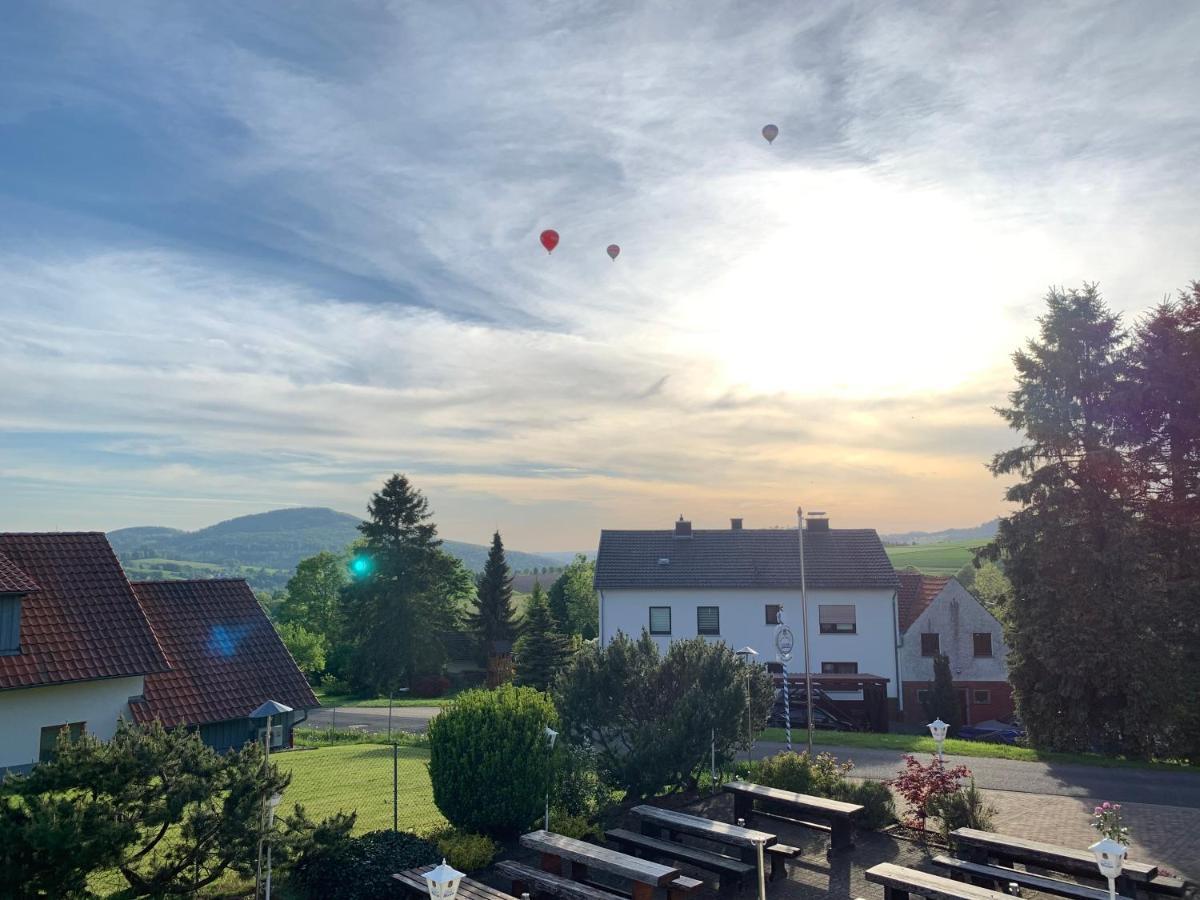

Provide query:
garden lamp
left=734, top=647, right=758, bottom=763
left=1089, top=837, right=1127, bottom=900
left=543, top=726, right=559, bottom=829
left=927, top=718, right=949, bottom=762
left=425, top=859, right=466, bottom=900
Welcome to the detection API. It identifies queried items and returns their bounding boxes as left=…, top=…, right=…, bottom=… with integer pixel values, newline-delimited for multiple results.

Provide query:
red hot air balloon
left=762, top=123, right=779, bottom=144
left=540, top=229, right=560, bottom=253
left=607, top=244, right=620, bottom=261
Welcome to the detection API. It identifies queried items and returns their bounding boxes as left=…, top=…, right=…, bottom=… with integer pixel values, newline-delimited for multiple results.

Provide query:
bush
left=412, top=674, right=452, bottom=698
left=435, top=831, right=498, bottom=871
left=550, top=811, right=604, bottom=841
left=428, top=685, right=558, bottom=835
left=832, top=780, right=896, bottom=831
left=755, top=750, right=817, bottom=793
left=554, top=744, right=609, bottom=817
left=889, top=754, right=972, bottom=831
left=929, top=779, right=996, bottom=841
left=755, top=751, right=894, bottom=831
left=287, top=829, right=439, bottom=900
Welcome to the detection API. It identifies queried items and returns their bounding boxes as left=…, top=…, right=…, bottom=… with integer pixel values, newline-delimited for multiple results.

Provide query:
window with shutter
left=765, top=604, right=781, bottom=625
left=973, top=633, right=993, bottom=657
left=921, top=633, right=940, bottom=656
left=818, top=604, right=856, bottom=634
left=821, top=661, right=858, bottom=674
left=697, top=606, right=720, bottom=635
left=649, top=606, right=672, bottom=635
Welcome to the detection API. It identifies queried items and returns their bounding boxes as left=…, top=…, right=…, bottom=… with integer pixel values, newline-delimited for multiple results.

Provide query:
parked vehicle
left=768, top=691, right=858, bottom=731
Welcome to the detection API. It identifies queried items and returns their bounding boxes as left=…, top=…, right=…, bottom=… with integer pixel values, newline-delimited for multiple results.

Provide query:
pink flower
left=1102, top=801, right=1113, bottom=810
left=1113, top=804, right=1121, bottom=811
left=1094, top=806, right=1104, bottom=815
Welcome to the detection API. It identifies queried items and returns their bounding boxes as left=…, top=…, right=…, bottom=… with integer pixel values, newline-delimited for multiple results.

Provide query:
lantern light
left=927, top=718, right=949, bottom=761
left=424, top=859, right=466, bottom=900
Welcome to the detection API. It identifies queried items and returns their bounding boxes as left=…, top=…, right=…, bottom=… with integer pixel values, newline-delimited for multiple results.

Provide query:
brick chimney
left=730, top=518, right=743, bottom=530
left=674, top=516, right=692, bottom=538
left=806, top=513, right=830, bottom=532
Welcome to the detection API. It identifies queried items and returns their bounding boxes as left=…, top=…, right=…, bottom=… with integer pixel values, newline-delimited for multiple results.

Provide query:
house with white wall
left=594, top=514, right=904, bottom=717
left=896, top=570, right=1014, bottom=725
left=0, top=532, right=318, bottom=774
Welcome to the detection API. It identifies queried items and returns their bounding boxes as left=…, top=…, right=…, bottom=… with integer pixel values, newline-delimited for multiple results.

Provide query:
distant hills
left=107, top=507, right=577, bottom=590
left=880, top=519, right=999, bottom=546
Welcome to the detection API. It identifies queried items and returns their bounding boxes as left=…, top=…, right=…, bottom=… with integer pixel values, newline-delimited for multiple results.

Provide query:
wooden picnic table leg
left=883, top=887, right=909, bottom=900
left=770, top=853, right=787, bottom=882
left=733, top=792, right=753, bottom=825
left=540, top=852, right=563, bottom=875
left=829, top=818, right=854, bottom=853
left=631, top=883, right=654, bottom=900
left=570, top=862, right=588, bottom=883
left=1116, top=874, right=1137, bottom=899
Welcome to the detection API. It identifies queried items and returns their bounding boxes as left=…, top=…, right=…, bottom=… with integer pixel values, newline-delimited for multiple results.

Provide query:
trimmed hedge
left=288, top=830, right=439, bottom=900
left=428, top=685, right=558, bottom=835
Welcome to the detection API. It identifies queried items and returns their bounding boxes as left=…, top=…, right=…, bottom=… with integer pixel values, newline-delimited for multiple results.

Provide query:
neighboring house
left=896, top=569, right=1014, bottom=725
left=0, top=532, right=318, bottom=773
left=594, top=514, right=904, bottom=714
left=0, top=533, right=170, bottom=773
left=129, top=579, right=318, bottom=751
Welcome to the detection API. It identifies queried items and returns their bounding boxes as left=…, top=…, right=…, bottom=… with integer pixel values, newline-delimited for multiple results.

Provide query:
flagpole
left=797, top=507, right=814, bottom=755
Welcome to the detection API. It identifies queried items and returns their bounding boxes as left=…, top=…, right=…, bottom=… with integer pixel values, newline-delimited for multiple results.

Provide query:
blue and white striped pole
left=782, top=661, right=792, bottom=752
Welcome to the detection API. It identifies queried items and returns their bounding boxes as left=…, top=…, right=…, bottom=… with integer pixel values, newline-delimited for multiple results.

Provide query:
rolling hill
left=107, top=507, right=571, bottom=589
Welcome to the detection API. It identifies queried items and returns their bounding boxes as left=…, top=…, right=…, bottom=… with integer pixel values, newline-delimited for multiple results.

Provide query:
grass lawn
left=884, top=539, right=983, bottom=575
left=757, top=728, right=1200, bottom=773
left=276, top=742, right=445, bottom=834
left=312, top=684, right=460, bottom=708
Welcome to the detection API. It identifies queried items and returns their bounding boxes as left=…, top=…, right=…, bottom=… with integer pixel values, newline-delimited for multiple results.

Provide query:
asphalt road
left=304, top=707, right=1200, bottom=809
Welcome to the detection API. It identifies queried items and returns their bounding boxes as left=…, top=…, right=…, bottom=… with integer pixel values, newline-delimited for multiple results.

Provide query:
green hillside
left=884, top=539, right=984, bottom=575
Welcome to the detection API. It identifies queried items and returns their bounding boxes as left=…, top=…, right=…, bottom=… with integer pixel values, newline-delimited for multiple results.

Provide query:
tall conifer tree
left=466, top=531, right=519, bottom=657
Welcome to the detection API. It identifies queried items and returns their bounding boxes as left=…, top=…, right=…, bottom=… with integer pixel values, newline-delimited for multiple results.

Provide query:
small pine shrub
left=930, top=778, right=996, bottom=840
left=436, top=831, right=498, bottom=871
left=754, top=751, right=816, bottom=793
left=287, top=829, right=439, bottom=900
left=428, top=685, right=558, bottom=835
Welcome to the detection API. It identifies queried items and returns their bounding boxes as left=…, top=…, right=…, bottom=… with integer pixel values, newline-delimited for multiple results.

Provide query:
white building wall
left=599, top=587, right=900, bottom=698
left=0, top=676, right=144, bottom=771
left=899, top=580, right=1009, bottom=683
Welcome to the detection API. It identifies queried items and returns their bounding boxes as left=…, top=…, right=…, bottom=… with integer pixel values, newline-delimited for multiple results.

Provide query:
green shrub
left=832, top=780, right=896, bottom=830
left=554, top=744, right=609, bottom=817
left=929, top=778, right=996, bottom=840
left=755, top=751, right=894, bottom=831
left=435, top=831, right=498, bottom=871
left=428, top=685, right=558, bottom=835
left=550, top=811, right=604, bottom=842
left=287, top=829, right=439, bottom=900
left=755, top=751, right=816, bottom=793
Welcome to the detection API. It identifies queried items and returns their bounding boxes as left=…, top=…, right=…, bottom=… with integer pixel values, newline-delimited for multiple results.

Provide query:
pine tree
left=921, top=653, right=962, bottom=736
left=466, top=531, right=519, bottom=657
left=514, top=582, right=570, bottom=690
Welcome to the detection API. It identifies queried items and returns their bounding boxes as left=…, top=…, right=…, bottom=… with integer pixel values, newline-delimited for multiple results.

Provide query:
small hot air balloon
left=540, top=229, right=560, bottom=254
left=762, top=123, right=779, bottom=144
left=607, top=244, right=620, bottom=261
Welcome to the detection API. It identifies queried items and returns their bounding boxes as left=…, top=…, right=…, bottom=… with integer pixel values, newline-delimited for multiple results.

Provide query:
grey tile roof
left=594, top=528, right=899, bottom=591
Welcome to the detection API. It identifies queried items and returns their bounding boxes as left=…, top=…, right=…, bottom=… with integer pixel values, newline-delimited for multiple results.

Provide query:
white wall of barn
left=0, top=675, right=143, bottom=771
left=599, top=587, right=900, bottom=698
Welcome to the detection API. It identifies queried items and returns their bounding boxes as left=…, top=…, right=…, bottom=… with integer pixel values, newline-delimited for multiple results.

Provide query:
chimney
left=674, top=515, right=692, bottom=538
left=806, top=512, right=830, bottom=532
left=730, top=518, right=743, bottom=530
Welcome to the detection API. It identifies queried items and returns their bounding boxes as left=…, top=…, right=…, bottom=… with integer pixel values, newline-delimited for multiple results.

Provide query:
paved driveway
left=754, top=740, right=1200, bottom=809
left=306, top=704, right=440, bottom=735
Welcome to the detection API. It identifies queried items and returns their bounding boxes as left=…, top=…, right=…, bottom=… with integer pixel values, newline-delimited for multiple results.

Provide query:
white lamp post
left=264, top=792, right=283, bottom=900
left=544, top=726, right=558, bottom=831
left=424, top=858, right=466, bottom=900
left=927, top=718, right=949, bottom=763
left=734, top=647, right=758, bottom=763
left=1090, top=837, right=1127, bottom=900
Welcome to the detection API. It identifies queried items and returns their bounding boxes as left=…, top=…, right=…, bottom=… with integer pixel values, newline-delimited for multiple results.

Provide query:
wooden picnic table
left=394, top=864, right=517, bottom=900
left=631, top=804, right=776, bottom=864
left=521, top=829, right=680, bottom=900
left=723, top=780, right=863, bottom=853
left=866, top=862, right=1015, bottom=900
left=951, top=828, right=1158, bottom=897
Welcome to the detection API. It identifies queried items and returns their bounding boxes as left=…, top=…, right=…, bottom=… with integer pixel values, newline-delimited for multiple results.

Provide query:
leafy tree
left=277, top=622, right=329, bottom=680
left=547, top=554, right=598, bottom=639
left=465, top=531, right=519, bottom=658
left=554, top=633, right=774, bottom=798
left=340, top=475, right=473, bottom=694
left=281, top=550, right=348, bottom=639
left=970, top=561, right=1012, bottom=612
left=986, top=286, right=1174, bottom=755
left=514, top=583, right=570, bottom=690
left=0, top=721, right=288, bottom=897
left=921, top=653, right=962, bottom=735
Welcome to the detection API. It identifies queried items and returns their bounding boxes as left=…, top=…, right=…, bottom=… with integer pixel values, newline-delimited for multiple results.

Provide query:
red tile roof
left=897, top=569, right=952, bottom=631
left=0, top=533, right=169, bottom=690
left=129, top=579, right=318, bottom=727
left=0, top=551, right=39, bottom=594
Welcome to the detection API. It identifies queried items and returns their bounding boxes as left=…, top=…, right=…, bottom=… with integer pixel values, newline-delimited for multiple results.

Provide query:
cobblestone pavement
left=755, top=741, right=1200, bottom=809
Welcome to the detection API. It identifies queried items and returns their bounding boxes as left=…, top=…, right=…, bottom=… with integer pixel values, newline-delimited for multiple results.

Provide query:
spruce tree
left=921, top=653, right=962, bottom=736
left=514, top=582, right=570, bottom=690
left=466, top=531, right=520, bottom=658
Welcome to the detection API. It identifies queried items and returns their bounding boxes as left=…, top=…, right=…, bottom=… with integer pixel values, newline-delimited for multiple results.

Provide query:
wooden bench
left=497, top=861, right=627, bottom=900
left=764, top=844, right=802, bottom=881
left=631, top=805, right=777, bottom=865
left=606, top=828, right=755, bottom=896
left=932, top=854, right=1136, bottom=900
left=394, top=865, right=518, bottom=900
left=724, top=780, right=862, bottom=855
left=865, top=862, right=1017, bottom=900
left=951, top=828, right=1159, bottom=899
left=520, top=829, right=682, bottom=900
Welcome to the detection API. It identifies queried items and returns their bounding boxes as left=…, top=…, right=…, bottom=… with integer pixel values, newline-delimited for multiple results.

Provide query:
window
left=818, top=604, right=856, bottom=634
left=765, top=604, right=782, bottom=625
left=39, top=722, right=85, bottom=762
left=258, top=723, right=285, bottom=749
left=973, top=689, right=991, bottom=704
left=649, top=606, right=672, bottom=635
left=973, top=633, right=993, bottom=657
left=917, top=689, right=931, bottom=705
left=920, top=633, right=940, bottom=656
left=821, top=661, right=858, bottom=674
left=697, top=606, right=720, bottom=635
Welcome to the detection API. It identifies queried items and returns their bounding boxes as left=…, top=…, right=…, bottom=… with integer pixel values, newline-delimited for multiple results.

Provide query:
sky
left=2, top=1, right=1199, bottom=550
